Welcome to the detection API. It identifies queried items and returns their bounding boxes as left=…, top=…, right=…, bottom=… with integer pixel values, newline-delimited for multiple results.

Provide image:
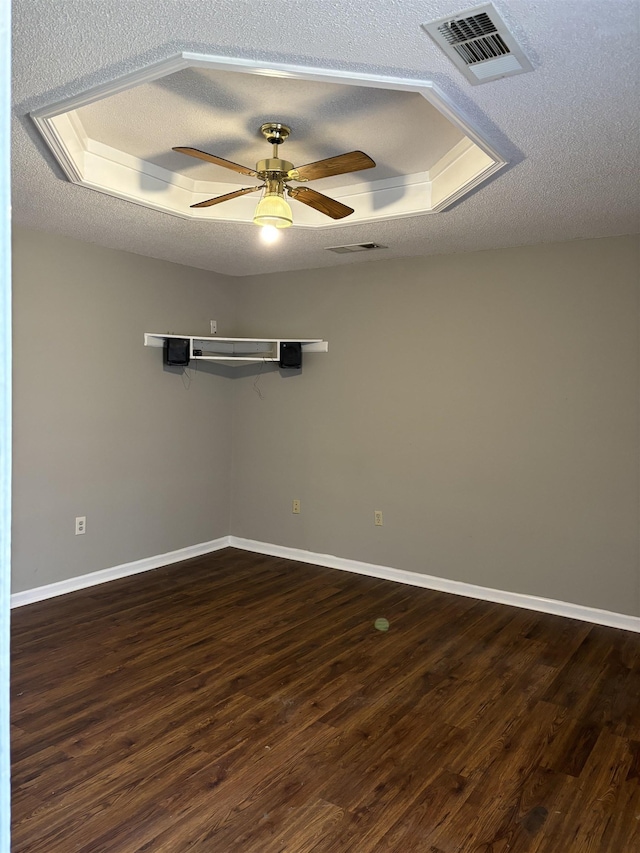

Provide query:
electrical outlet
left=210, top=319, right=217, bottom=335
left=292, top=499, right=301, bottom=514
left=374, top=510, right=383, bottom=526
left=75, top=516, right=86, bottom=535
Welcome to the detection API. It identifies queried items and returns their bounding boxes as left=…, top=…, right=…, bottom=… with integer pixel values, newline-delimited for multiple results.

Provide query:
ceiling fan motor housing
left=256, top=158, right=294, bottom=177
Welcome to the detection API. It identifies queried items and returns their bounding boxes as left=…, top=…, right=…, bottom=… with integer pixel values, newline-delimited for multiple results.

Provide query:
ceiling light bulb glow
left=260, top=225, right=279, bottom=244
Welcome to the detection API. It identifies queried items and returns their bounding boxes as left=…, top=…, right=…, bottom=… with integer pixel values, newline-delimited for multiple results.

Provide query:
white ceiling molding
left=30, top=52, right=507, bottom=228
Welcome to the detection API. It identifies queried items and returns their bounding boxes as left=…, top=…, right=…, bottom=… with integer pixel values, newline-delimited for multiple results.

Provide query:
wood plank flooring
left=11, top=548, right=640, bottom=852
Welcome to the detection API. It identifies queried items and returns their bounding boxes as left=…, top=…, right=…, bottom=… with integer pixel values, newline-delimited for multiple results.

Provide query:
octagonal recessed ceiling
left=31, top=52, right=507, bottom=229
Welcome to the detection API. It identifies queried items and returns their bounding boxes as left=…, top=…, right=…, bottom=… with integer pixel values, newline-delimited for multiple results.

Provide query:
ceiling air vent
left=422, top=3, right=533, bottom=85
left=325, top=243, right=387, bottom=254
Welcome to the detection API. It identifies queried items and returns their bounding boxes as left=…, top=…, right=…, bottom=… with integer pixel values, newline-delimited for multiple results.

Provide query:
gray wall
left=229, top=236, right=640, bottom=617
left=11, top=229, right=640, bottom=618
left=12, top=227, right=236, bottom=593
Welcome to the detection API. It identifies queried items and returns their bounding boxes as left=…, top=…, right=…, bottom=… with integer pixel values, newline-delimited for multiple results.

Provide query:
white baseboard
left=12, top=534, right=640, bottom=634
left=10, top=536, right=231, bottom=608
left=229, top=536, right=640, bottom=634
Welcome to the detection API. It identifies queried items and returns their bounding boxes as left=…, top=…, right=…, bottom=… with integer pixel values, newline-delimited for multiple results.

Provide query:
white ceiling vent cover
left=422, top=3, right=533, bottom=85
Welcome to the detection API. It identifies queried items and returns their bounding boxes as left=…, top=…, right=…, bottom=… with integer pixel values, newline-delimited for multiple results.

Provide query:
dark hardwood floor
left=11, top=548, right=640, bottom=852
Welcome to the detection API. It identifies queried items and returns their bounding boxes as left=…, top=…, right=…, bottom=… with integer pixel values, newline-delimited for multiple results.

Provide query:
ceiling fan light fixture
left=253, top=192, right=293, bottom=228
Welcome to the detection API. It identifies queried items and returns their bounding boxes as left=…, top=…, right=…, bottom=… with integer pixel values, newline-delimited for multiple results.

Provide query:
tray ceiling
left=11, top=0, right=640, bottom=276
left=32, top=56, right=504, bottom=227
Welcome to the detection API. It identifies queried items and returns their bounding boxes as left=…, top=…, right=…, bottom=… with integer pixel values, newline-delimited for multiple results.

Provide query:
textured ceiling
left=12, top=0, right=640, bottom=277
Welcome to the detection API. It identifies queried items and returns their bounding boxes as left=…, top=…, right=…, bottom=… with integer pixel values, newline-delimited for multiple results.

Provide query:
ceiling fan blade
left=173, top=147, right=258, bottom=178
left=291, top=151, right=375, bottom=182
left=288, top=187, right=354, bottom=219
left=190, top=186, right=263, bottom=209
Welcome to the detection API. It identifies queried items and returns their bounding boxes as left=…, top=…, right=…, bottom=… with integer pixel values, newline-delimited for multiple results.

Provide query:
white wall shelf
left=144, top=333, right=328, bottom=367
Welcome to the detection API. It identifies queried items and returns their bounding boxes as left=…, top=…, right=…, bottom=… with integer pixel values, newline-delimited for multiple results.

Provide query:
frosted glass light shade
left=253, top=193, right=293, bottom=228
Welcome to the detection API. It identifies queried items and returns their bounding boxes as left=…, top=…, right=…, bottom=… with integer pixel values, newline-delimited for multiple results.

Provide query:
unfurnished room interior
left=6, top=1, right=640, bottom=851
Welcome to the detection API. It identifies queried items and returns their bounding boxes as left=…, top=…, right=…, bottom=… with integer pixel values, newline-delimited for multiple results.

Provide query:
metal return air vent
left=325, top=243, right=387, bottom=254
left=422, top=3, right=533, bottom=85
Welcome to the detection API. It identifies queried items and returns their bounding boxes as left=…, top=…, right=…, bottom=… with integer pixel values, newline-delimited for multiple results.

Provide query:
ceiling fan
left=173, top=122, right=376, bottom=228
